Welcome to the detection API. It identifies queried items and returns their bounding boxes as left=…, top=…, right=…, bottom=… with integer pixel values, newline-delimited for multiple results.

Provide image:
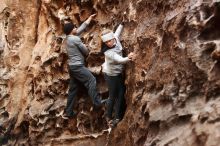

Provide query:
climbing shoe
left=101, top=98, right=109, bottom=104
left=110, top=119, right=120, bottom=128
left=62, top=112, right=76, bottom=119
left=106, top=117, right=113, bottom=127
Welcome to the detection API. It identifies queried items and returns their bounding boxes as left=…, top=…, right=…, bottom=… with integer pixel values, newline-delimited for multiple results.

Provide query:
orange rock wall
left=1, top=0, right=220, bottom=145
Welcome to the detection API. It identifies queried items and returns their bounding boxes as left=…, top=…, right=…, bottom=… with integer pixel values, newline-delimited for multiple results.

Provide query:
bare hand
left=128, top=52, right=135, bottom=61
left=89, top=14, right=97, bottom=19
left=85, top=14, right=97, bottom=24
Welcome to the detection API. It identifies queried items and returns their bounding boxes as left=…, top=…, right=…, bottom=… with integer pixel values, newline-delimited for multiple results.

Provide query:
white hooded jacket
left=102, top=24, right=130, bottom=76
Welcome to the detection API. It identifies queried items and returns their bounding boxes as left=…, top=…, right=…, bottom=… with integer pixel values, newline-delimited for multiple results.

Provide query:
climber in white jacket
left=100, top=24, right=135, bottom=127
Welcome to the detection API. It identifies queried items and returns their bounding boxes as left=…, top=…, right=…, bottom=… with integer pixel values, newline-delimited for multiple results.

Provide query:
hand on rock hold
left=89, top=14, right=97, bottom=19
left=128, top=52, right=136, bottom=61
left=85, top=14, right=97, bottom=24
left=121, top=11, right=128, bottom=25
left=120, top=19, right=129, bottom=25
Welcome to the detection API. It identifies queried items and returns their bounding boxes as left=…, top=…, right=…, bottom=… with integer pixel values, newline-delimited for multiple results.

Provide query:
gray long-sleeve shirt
left=102, top=24, right=131, bottom=76
left=66, top=22, right=89, bottom=66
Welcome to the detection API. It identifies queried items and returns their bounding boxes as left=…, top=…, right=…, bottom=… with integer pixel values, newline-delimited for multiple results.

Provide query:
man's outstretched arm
left=76, top=14, right=96, bottom=35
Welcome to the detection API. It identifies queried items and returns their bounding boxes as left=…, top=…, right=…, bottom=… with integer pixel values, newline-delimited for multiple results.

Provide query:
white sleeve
left=114, top=24, right=123, bottom=38
left=105, top=51, right=130, bottom=64
left=76, top=22, right=88, bottom=36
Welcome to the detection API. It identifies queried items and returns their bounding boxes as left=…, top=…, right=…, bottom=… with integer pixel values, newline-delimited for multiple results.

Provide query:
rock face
left=1, top=0, right=220, bottom=145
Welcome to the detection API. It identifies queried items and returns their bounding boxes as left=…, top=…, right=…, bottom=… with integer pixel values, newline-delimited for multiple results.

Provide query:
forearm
left=114, top=56, right=130, bottom=63
left=114, top=24, right=123, bottom=38
left=85, top=17, right=92, bottom=25
left=108, top=52, right=130, bottom=64
left=77, top=14, right=95, bottom=35
left=78, top=43, right=89, bottom=56
left=76, top=22, right=88, bottom=35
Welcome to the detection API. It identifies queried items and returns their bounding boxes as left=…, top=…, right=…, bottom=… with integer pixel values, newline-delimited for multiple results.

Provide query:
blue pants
left=65, top=65, right=102, bottom=116
left=104, top=73, right=126, bottom=120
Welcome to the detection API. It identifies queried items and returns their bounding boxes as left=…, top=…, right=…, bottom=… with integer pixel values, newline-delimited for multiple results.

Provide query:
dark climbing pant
left=65, top=65, right=102, bottom=116
left=104, top=73, right=126, bottom=120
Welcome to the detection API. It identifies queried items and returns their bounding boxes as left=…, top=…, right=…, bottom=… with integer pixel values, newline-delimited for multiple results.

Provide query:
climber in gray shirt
left=63, top=14, right=104, bottom=118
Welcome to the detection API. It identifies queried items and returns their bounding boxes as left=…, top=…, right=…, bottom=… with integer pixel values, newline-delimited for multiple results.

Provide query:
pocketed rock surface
left=0, top=0, right=220, bottom=145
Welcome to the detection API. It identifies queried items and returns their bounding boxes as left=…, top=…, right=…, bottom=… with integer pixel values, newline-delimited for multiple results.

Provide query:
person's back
left=64, top=21, right=89, bottom=66
left=66, top=35, right=87, bottom=66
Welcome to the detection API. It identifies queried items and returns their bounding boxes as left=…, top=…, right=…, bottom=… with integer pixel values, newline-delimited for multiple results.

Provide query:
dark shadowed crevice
left=198, top=4, right=220, bottom=40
